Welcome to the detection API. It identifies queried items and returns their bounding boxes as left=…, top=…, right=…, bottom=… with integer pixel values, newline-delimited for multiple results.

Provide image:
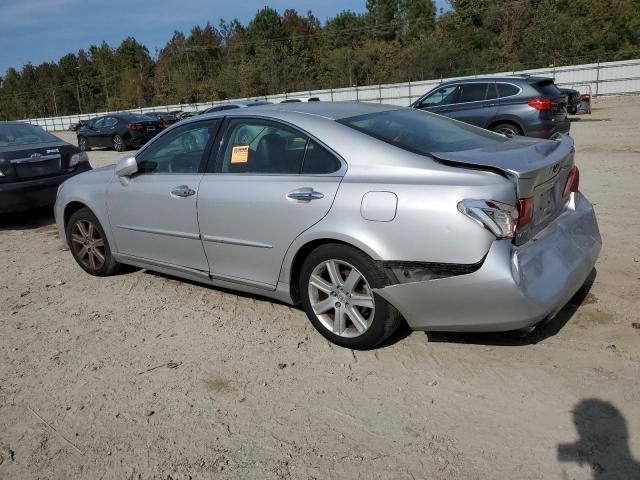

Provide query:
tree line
left=1, top=0, right=639, bottom=120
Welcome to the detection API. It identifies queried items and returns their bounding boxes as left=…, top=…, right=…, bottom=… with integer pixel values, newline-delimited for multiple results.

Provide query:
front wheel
left=299, top=244, right=402, bottom=349
left=78, top=136, right=90, bottom=151
left=113, top=134, right=126, bottom=152
left=66, top=207, right=121, bottom=276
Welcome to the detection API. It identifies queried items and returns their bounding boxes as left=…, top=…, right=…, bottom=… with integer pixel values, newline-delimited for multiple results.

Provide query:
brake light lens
left=528, top=98, right=557, bottom=111
left=457, top=199, right=519, bottom=239
left=517, top=197, right=534, bottom=229
left=127, top=124, right=143, bottom=131
left=563, top=166, right=580, bottom=197
left=68, top=151, right=89, bottom=168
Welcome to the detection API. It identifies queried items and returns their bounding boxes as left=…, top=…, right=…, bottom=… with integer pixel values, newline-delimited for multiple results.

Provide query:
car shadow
left=558, top=399, right=640, bottom=479
left=425, top=268, right=597, bottom=347
left=0, top=207, right=55, bottom=231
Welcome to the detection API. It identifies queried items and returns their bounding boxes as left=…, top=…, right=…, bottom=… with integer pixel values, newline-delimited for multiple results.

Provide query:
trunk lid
left=432, top=135, right=575, bottom=245
left=0, top=141, right=80, bottom=182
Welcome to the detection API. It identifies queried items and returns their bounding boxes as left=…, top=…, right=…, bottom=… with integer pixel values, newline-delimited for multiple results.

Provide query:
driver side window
left=419, top=85, right=460, bottom=107
left=136, top=121, right=218, bottom=174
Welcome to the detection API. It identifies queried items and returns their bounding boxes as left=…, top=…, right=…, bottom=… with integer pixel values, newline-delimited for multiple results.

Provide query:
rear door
left=197, top=117, right=344, bottom=288
left=107, top=119, right=220, bottom=270
left=443, top=82, right=498, bottom=127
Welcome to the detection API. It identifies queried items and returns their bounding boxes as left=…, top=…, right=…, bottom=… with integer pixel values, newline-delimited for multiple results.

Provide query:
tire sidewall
left=299, top=244, right=396, bottom=349
left=66, top=208, right=116, bottom=276
left=113, top=135, right=125, bottom=152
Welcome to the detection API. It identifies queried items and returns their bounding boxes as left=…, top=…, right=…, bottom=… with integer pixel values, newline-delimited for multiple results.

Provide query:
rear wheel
left=113, top=134, right=126, bottom=152
left=491, top=122, right=523, bottom=136
left=66, top=208, right=120, bottom=276
left=299, top=244, right=402, bottom=349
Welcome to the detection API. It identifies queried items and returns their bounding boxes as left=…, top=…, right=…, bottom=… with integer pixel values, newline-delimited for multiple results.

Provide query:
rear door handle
left=287, top=188, right=324, bottom=202
left=171, top=185, right=196, bottom=198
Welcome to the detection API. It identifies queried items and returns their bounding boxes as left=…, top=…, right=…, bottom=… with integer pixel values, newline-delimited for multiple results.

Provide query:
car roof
left=439, top=75, right=552, bottom=85
left=190, top=101, right=398, bottom=123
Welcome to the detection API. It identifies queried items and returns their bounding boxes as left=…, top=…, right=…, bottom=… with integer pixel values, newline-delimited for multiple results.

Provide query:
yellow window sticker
left=231, top=145, right=249, bottom=164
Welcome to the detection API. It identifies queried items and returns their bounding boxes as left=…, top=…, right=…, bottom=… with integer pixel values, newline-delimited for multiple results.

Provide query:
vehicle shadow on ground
left=558, top=399, right=640, bottom=479
left=0, top=207, right=55, bottom=231
left=425, top=268, right=597, bottom=347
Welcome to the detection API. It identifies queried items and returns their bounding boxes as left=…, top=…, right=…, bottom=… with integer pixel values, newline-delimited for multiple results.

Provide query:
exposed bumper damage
left=375, top=193, right=601, bottom=332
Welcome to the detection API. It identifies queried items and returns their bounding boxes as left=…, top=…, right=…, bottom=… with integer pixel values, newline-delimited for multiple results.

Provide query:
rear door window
left=218, top=119, right=309, bottom=174
left=457, top=83, right=491, bottom=103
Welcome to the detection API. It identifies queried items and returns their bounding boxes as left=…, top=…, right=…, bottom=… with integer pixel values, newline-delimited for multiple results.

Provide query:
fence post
left=408, top=80, right=412, bottom=104
left=355, top=85, right=359, bottom=103
left=378, top=84, right=382, bottom=103
left=330, top=88, right=334, bottom=102
left=595, top=59, right=600, bottom=97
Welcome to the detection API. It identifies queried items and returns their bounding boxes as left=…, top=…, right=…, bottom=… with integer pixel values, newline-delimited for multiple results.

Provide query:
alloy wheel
left=307, top=259, right=375, bottom=338
left=70, top=219, right=106, bottom=272
left=78, top=137, right=87, bottom=150
left=496, top=126, right=518, bottom=136
left=113, top=135, right=124, bottom=151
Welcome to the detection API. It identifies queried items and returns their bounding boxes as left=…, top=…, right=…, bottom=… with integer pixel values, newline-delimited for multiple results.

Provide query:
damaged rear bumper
left=374, top=193, right=601, bottom=332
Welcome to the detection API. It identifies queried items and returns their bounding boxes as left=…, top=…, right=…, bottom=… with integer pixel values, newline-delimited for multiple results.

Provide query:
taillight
left=68, top=151, right=89, bottom=168
left=563, top=166, right=580, bottom=197
left=457, top=199, right=518, bottom=239
left=127, top=124, right=142, bottom=131
left=517, top=197, right=534, bottom=229
left=527, top=98, right=557, bottom=111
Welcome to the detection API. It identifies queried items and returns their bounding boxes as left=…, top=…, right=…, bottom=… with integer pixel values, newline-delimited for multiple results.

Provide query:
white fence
left=23, top=57, right=640, bottom=132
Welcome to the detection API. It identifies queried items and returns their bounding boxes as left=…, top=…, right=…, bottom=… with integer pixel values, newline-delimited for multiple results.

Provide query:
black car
left=76, top=114, right=163, bottom=152
left=411, top=76, right=570, bottom=138
left=0, top=122, right=91, bottom=214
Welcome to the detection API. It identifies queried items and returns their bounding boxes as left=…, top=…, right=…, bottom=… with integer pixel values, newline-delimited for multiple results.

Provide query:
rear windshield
left=338, top=109, right=507, bottom=154
left=534, top=79, right=562, bottom=98
left=0, top=123, right=58, bottom=147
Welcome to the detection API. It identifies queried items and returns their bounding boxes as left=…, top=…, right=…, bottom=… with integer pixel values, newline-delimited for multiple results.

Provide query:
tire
left=491, top=122, right=523, bottom=136
left=299, top=243, right=402, bottom=349
left=66, top=207, right=121, bottom=276
left=113, top=134, right=126, bottom=152
left=78, top=136, right=90, bottom=151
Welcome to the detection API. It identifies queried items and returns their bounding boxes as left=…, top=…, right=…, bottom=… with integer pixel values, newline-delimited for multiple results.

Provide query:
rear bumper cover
left=375, top=193, right=601, bottom=332
left=0, top=165, right=90, bottom=214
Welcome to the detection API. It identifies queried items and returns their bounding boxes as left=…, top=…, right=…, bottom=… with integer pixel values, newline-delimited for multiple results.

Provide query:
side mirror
left=115, top=156, right=138, bottom=186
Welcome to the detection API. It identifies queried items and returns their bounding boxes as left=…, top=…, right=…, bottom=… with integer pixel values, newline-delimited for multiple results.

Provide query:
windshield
left=0, top=123, right=59, bottom=147
left=338, top=109, right=508, bottom=154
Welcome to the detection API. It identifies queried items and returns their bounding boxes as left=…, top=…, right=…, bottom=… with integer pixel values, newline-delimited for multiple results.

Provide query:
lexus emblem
left=552, top=163, right=560, bottom=174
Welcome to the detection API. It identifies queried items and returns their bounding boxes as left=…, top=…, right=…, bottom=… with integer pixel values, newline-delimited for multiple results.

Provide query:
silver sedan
left=54, top=103, right=601, bottom=349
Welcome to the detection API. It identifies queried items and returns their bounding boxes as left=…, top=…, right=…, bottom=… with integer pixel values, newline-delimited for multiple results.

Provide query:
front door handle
left=171, top=185, right=196, bottom=198
left=287, top=188, right=324, bottom=202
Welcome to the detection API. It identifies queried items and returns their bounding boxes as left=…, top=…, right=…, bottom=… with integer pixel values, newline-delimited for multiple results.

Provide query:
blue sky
left=0, top=0, right=449, bottom=76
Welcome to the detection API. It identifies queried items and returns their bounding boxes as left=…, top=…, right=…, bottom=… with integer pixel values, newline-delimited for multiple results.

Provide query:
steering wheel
left=168, top=154, right=196, bottom=173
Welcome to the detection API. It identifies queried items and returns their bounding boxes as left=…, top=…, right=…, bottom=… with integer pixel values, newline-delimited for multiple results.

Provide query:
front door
left=197, top=117, right=344, bottom=288
left=107, top=119, right=220, bottom=271
left=443, top=82, right=498, bottom=128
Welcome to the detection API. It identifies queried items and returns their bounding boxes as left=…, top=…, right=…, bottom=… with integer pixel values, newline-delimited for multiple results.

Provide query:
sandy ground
left=1, top=97, right=639, bottom=480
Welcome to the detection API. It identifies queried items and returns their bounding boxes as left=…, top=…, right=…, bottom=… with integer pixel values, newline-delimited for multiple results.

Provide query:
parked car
left=55, top=102, right=600, bottom=349
left=145, top=111, right=180, bottom=128
left=0, top=122, right=91, bottom=214
left=560, top=88, right=581, bottom=115
left=280, top=97, right=321, bottom=103
left=411, top=76, right=570, bottom=138
left=201, top=100, right=272, bottom=114
left=76, top=114, right=163, bottom=152
left=177, top=111, right=198, bottom=120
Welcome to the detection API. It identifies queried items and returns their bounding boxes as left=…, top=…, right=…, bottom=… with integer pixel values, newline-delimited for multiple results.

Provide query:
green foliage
left=1, top=0, right=639, bottom=119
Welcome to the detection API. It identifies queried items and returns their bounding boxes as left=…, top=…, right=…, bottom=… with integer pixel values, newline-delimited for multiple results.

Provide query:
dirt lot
left=1, top=97, right=640, bottom=479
